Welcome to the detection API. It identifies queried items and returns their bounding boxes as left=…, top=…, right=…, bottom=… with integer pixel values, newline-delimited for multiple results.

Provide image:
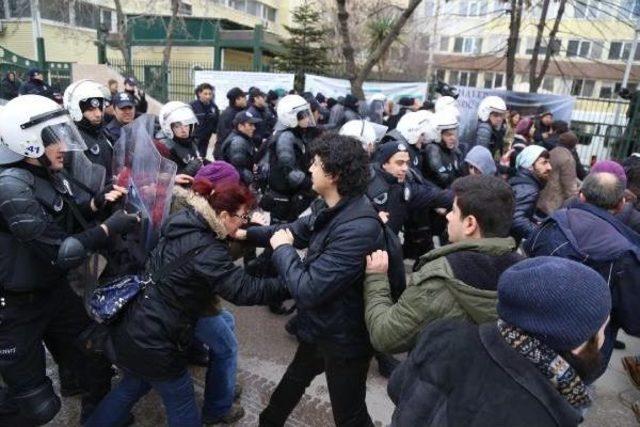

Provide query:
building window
left=573, top=0, right=599, bottom=18
left=419, top=35, right=430, bottom=51
left=571, top=79, right=595, bottom=97
left=609, top=41, right=640, bottom=61
left=599, top=85, right=613, bottom=99
left=451, top=70, right=478, bottom=87
left=542, top=76, right=554, bottom=92
left=620, top=0, right=640, bottom=19
left=483, top=72, right=504, bottom=88
left=453, top=37, right=483, bottom=54
left=567, top=40, right=591, bottom=58
left=529, top=39, right=561, bottom=56
left=41, top=0, right=70, bottom=23
left=458, top=0, right=488, bottom=16
left=449, top=71, right=459, bottom=85
left=440, top=36, right=450, bottom=52
left=436, top=69, right=446, bottom=81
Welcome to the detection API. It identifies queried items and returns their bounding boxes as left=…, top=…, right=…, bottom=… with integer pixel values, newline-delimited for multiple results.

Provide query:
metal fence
left=0, top=45, right=72, bottom=91
left=107, top=58, right=276, bottom=103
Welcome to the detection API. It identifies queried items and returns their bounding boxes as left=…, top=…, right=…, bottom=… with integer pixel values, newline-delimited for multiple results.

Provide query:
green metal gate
left=0, top=45, right=72, bottom=95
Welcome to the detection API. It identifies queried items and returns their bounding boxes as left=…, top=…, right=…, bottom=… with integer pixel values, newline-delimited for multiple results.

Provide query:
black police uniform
left=264, top=127, right=316, bottom=224
left=221, top=129, right=256, bottom=186
left=161, top=136, right=204, bottom=176
left=76, top=118, right=114, bottom=180
left=0, top=163, right=114, bottom=425
left=190, top=99, right=219, bottom=157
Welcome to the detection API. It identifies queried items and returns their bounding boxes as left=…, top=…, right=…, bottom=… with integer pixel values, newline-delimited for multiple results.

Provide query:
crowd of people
left=0, top=69, right=639, bottom=427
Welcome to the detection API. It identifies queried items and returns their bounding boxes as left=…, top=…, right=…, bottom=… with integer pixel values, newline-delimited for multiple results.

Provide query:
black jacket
left=221, top=130, right=255, bottom=185
left=389, top=320, right=583, bottom=427
left=215, top=105, right=244, bottom=158
left=76, top=119, right=114, bottom=180
left=161, top=137, right=203, bottom=176
left=0, top=163, right=108, bottom=292
left=247, top=104, right=276, bottom=147
left=423, top=142, right=463, bottom=188
left=247, top=196, right=384, bottom=357
left=618, top=202, right=640, bottom=234
left=19, top=78, right=55, bottom=99
left=367, top=165, right=453, bottom=235
left=109, top=194, right=287, bottom=380
left=103, top=119, right=124, bottom=144
left=386, top=108, right=409, bottom=131
left=476, top=121, right=506, bottom=157
left=509, top=168, right=546, bottom=241
left=267, top=128, right=312, bottom=196
left=190, top=99, right=219, bottom=148
left=1, top=74, right=20, bottom=100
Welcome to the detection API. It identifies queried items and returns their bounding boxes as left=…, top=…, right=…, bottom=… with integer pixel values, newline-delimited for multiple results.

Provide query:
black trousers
left=259, top=341, right=373, bottom=427
left=0, top=283, right=112, bottom=407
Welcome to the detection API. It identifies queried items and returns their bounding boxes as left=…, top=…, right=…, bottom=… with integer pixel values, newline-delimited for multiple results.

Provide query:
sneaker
left=622, top=356, right=640, bottom=389
left=203, top=403, right=245, bottom=425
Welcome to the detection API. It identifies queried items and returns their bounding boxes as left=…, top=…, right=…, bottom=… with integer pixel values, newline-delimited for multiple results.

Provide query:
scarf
left=497, top=319, right=591, bottom=410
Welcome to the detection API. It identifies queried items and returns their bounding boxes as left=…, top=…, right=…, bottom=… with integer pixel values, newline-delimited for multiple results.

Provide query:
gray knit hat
left=465, top=145, right=497, bottom=175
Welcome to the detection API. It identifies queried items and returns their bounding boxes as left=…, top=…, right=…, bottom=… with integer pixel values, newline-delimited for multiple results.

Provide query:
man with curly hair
left=236, top=134, right=384, bottom=426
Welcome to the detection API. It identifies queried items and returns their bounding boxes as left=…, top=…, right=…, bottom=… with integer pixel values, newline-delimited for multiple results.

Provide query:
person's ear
left=464, top=214, right=478, bottom=237
left=579, top=192, right=587, bottom=203
left=614, top=197, right=625, bottom=214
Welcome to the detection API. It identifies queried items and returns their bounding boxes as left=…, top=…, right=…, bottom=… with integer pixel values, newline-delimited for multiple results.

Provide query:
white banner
left=194, top=70, right=295, bottom=110
left=304, top=74, right=428, bottom=103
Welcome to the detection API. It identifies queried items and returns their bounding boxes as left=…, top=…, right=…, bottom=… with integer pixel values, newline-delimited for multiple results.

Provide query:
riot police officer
left=476, top=95, right=508, bottom=158
left=63, top=79, right=114, bottom=179
left=0, top=95, right=139, bottom=425
left=159, top=101, right=204, bottom=176
left=262, top=94, right=318, bottom=224
left=423, top=109, right=464, bottom=189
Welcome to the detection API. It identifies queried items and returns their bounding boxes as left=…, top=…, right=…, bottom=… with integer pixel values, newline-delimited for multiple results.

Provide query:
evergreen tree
left=274, top=0, right=331, bottom=92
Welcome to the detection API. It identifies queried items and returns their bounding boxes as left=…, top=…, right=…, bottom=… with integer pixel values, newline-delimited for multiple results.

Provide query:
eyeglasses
left=233, top=213, right=250, bottom=222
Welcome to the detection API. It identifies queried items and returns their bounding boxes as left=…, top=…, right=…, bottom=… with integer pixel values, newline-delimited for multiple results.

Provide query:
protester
left=509, top=145, right=551, bottom=241
left=85, top=182, right=288, bottom=427
left=464, top=145, right=497, bottom=175
left=107, top=79, right=118, bottom=98
left=525, top=172, right=640, bottom=379
left=1, top=71, right=20, bottom=100
left=236, top=134, right=384, bottom=426
left=537, top=131, right=579, bottom=215
left=387, top=257, right=611, bottom=426
left=190, top=82, right=220, bottom=158
left=364, top=175, right=522, bottom=354
left=533, top=111, right=554, bottom=146
left=504, top=110, right=521, bottom=149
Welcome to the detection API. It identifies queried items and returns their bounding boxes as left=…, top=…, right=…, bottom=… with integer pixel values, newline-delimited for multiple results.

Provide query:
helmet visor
left=41, top=121, right=87, bottom=152
left=294, top=105, right=316, bottom=127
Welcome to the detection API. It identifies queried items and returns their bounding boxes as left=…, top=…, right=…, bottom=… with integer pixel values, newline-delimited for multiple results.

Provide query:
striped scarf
left=497, top=319, right=591, bottom=410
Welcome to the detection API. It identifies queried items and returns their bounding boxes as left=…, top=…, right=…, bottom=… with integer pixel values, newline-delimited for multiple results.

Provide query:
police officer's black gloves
left=183, top=158, right=204, bottom=177
left=92, top=184, right=114, bottom=211
left=103, top=209, right=140, bottom=235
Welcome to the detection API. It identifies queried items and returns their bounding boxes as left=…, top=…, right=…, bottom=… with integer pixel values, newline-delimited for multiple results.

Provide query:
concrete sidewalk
left=47, top=305, right=640, bottom=426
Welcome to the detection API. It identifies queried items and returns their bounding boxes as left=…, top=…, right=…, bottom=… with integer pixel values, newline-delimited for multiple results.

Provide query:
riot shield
left=125, top=122, right=177, bottom=252
left=64, top=151, right=106, bottom=205
left=368, top=100, right=385, bottom=125
left=112, top=113, right=158, bottom=186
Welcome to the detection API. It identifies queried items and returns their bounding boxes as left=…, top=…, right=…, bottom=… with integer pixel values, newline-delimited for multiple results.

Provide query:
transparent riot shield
left=125, top=122, right=177, bottom=252
left=112, top=113, right=158, bottom=186
left=367, top=100, right=385, bottom=125
left=64, top=151, right=106, bottom=205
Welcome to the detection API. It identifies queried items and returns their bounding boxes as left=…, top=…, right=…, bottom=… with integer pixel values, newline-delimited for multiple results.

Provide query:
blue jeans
left=85, top=370, right=200, bottom=427
left=194, top=309, right=238, bottom=419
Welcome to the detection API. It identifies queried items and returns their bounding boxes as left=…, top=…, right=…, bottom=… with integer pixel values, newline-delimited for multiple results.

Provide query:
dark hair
left=451, top=175, right=515, bottom=237
left=195, top=83, right=214, bottom=95
left=626, top=163, right=640, bottom=196
left=192, top=180, right=255, bottom=213
left=551, top=120, right=569, bottom=134
left=310, top=134, right=369, bottom=198
left=580, top=172, right=625, bottom=210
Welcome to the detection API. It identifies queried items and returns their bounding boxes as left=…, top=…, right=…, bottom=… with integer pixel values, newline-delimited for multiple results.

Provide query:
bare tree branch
left=530, top=0, right=566, bottom=92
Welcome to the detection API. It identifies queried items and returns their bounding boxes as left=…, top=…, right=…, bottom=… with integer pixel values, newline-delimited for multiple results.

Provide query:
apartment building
left=0, top=0, right=298, bottom=65
left=413, top=0, right=640, bottom=100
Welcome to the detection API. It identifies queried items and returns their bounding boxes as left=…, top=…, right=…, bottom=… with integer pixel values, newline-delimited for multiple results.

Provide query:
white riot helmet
left=340, top=120, right=377, bottom=146
left=159, top=101, right=198, bottom=139
left=477, top=95, right=507, bottom=122
left=435, top=96, right=460, bottom=121
left=429, top=110, right=459, bottom=143
left=276, top=94, right=314, bottom=129
left=369, top=93, right=387, bottom=102
left=0, top=95, right=87, bottom=165
left=63, top=79, right=109, bottom=122
left=396, top=111, right=430, bottom=145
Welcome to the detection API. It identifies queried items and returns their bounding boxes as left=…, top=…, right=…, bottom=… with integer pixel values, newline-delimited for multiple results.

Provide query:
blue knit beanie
left=497, top=257, right=611, bottom=352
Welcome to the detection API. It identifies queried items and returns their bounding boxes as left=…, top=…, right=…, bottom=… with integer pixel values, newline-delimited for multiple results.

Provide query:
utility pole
left=425, top=0, right=441, bottom=93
